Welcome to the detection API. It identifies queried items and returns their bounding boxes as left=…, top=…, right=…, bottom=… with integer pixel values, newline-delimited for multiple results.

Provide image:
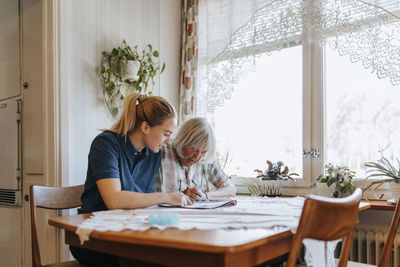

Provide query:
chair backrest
left=30, top=184, right=84, bottom=267
left=377, top=196, right=400, bottom=267
left=286, top=188, right=362, bottom=267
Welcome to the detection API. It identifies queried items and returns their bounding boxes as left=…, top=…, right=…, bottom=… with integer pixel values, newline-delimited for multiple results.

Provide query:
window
left=206, top=46, right=303, bottom=178
left=197, top=1, right=400, bottom=191
left=325, top=43, right=400, bottom=178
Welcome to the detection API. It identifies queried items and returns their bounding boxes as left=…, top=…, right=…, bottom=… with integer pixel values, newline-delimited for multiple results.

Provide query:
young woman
left=156, top=117, right=236, bottom=202
left=71, top=93, right=191, bottom=267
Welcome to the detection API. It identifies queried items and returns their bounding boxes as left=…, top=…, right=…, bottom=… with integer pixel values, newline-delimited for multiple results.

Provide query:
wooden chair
left=30, top=184, right=85, bottom=267
left=286, top=188, right=362, bottom=267
left=345, top=196, right=400, bottom=267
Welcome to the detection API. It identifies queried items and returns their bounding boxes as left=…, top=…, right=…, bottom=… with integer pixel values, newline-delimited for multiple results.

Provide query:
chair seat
left=45, top=260, right=85, bottom=267
left=299, top=259, right=375, bottom=267
left=335, top=258, right=374, bottom=267
left=346, top=261, right=374, bottom=267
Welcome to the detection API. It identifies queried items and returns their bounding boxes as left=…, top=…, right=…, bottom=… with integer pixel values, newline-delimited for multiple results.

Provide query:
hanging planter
left=98, top=40, right=166, bottom=118
left=125, top=60, right=141, bottom=80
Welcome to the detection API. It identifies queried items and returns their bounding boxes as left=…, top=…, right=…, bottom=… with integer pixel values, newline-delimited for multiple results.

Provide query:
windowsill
left=231, top=176, right=394, bottom=200
left=231, top=176, right=315, bottom=196
left=235, top=194, right=396, bottom=211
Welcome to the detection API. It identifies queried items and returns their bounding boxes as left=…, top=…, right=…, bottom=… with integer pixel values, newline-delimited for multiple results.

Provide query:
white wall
left=159, top=0, right=181, bottom=109
left=59, top=0, right=181, bottom=187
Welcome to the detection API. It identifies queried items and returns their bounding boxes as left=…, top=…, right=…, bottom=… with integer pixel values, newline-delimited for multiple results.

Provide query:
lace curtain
left=196, top=0, right=400, bottom=114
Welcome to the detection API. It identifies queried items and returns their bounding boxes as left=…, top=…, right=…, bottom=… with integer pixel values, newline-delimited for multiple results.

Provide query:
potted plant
left=310, top=163, right=356, bottom=198
left=98, top=40, right=166, bottom=118
left=216, top=151, right=232, bottom=172
left=253, top=160, right=299, bottom=196
left=363, top=153, right=400, bottom=200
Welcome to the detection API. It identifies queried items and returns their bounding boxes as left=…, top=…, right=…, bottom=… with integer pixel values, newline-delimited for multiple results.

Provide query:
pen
left=191, top=179, right=207, bottom=201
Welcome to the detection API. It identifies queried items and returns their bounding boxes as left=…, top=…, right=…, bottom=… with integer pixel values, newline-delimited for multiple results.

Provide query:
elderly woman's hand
left=183, top=187, right=207, bottom=202
left=167, top=192, right=192, bottom=207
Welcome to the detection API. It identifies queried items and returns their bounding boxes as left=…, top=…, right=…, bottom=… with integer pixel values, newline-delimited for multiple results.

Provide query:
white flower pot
left=259, top=180, right=282, bottom=197
left=312, top=183, right=334, bottom=197
left=389, top=181, right=400, bottom=201
left=125, top=60, right=140, bottom=80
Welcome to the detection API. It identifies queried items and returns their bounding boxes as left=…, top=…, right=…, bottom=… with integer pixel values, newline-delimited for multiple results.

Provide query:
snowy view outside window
left=204, top=42, right=400, bottom=180
left=206, top=46, right=303, bottom=177
left=325, top=45, right=400, bottom=178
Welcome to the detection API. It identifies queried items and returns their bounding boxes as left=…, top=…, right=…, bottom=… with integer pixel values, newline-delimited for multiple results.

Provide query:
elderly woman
left=156, top=117, right=236, bottom=201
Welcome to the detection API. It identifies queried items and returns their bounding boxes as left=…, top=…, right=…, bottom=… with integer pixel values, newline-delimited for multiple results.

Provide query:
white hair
left=172, top=117, right=216, bottom=163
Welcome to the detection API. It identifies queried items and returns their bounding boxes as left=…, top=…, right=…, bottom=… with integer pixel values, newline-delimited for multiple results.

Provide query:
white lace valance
left=199, top=0, right=400, bottom=113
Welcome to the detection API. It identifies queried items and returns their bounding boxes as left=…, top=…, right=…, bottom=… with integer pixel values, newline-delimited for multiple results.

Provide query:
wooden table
left=49, top=200, right=372, bottom=267
left=361, top=200, right=396, bottom=211
left=49, top=214, right=293, bottom=267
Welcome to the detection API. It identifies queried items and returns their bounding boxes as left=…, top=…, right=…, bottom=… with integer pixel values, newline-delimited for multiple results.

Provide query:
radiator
left=335, top=228, right=400, bottom=266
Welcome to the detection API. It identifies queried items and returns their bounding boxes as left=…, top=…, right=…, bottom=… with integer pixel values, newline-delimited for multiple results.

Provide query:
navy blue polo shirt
left=79, top=131, right=161, bottom=213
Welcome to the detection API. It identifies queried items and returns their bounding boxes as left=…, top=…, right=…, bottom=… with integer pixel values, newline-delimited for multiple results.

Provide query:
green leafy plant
left=311, top=163, right=356, bottom=198
left=99, top=40, right=166, bottom=117
left=216, top=151, right=232, bottom=171
left=235, top=177, right=261, bottom=196
left=363, top=152, right=400, bottom=192
left=254, top=160, right=299, bottom=181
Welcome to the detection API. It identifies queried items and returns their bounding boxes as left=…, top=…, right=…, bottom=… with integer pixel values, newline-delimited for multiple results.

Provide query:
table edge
left=49, top=215, right=293, bottom=253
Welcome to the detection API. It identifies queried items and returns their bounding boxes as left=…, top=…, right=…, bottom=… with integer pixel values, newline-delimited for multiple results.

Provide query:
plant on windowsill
left=363, top=152, right=400, bottom=201
left=98, top=40, right=166, bottom=118
left=310, top=163, right=356, bottom=198
left=216, top=151, right=232, bottom=172
left=253, top=160, right=299, bottom=196
left=254, top=160, right=299, bottom=181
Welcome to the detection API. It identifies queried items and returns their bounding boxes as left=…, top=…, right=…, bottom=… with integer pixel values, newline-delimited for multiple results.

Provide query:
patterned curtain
left=179, top=0, right=199, bottom=122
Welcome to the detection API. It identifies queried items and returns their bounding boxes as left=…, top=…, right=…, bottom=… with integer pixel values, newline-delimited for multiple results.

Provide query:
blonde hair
left=172, top=117, right=216, bottom=163
left=108, top=93, right=175, bottom=136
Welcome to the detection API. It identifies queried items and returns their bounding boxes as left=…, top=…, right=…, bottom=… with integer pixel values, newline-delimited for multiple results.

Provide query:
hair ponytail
left=107, top=92, right=175, bottom=137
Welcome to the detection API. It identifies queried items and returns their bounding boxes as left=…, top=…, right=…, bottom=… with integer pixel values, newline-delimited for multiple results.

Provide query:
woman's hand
left=183, top=187, right=207, bottom=202
left=167, top=192, right=192, bottom=207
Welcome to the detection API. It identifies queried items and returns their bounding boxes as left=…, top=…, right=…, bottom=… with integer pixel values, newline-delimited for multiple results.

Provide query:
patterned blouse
left=154, top=144, right=232, bottom=193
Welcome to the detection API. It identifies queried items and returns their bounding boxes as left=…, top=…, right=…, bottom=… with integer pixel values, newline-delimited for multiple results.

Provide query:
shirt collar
left=124, top=135, right=149, bottom=157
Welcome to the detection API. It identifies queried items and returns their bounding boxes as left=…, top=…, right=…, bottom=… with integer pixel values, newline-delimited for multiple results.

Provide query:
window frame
left=279, top=26, right=323, bottom=194
left=200, top=2, right=398, bottom=198
left=232, top=36, right=393, bottom=198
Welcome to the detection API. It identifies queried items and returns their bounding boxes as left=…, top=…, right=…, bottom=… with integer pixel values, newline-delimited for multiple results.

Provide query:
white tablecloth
left=76, top=196, right=303, bottom=243
left=75, top=197, right=368, bottom=267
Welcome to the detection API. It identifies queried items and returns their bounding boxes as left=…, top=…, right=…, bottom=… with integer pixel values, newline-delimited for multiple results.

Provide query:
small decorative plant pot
left=312, top=183, right=334, bottom=197
left=259, top=180, right=282, bottom=197
left=389, top=181, right=400, bottom=201
left=125, top=60, right=140, bottom=80
left=331, top=184, right=353, bottom=198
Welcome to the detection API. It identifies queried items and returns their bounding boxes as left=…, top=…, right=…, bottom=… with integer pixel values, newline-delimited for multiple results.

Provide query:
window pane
left=325, top=46, right=400, bottom=177
left=207, top=46, right=303, bottom=177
